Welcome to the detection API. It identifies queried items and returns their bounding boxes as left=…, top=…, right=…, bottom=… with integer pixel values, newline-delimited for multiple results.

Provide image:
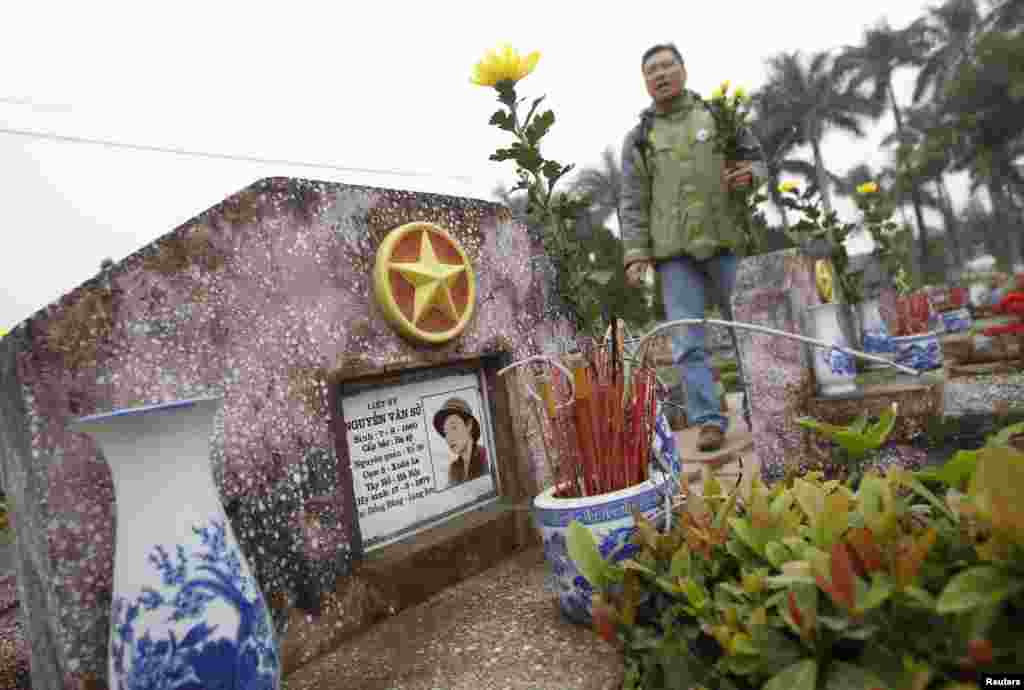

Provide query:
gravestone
left=0, top=177, right=573, bottom=688
left=731, top=249, right=824, bottom=483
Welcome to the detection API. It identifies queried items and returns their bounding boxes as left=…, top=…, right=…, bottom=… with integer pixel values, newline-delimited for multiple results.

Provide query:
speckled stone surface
left=0, top=177, right=573, bottom=688
left=731, top=250, right=824, bottom=484
left=0, top=574, right=30, bottom=690
left=944, top=371, right=1024, bottom=416
left=282, top=546, right=623, bottom=690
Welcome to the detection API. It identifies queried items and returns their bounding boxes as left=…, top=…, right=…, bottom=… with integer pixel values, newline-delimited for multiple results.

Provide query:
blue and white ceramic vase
left=72, top=397, right=280, bottom=690
left=806, top=303, right=858, bottom=396
left=533, top=420, right=679, bottom=625
left=892, top=332, right=944, bottom=371
left=940, top=307, right=973, bottom=334
left=857, top=298, right=894, bottom=370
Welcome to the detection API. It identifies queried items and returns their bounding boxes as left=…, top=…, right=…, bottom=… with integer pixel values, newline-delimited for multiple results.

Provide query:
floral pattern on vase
left=806, top=303, right=858, bottom=397
left=893, top=333, right=943, bottom=371
left=542, top=525, right=643, bottom=623
left=534, top=474, right=673, bottom=625
left=940, top=307, right=972, bottom=334
left=109, top=518, right=279, bottom=690
left=822, top=347, right=856, bottom=377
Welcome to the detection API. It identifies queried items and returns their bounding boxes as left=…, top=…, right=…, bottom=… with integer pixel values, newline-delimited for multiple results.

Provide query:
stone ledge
left=281, top=498, right=539, bottom=678
left=806, top=378, right=944, bottom=444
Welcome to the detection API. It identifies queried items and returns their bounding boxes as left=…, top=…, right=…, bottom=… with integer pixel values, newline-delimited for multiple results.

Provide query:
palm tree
left=913, top=0, right=983, bottom=104
left=836, top=19, right=937, bottom=276
left=881, top=103, right=966, bottom=267
left=749, top=102, right=811, bottom=231
left=981, top=0, right=1024, bottom=33
left=571, top=146, right=622, bottom=231
left=931, top=25, right=1024, bottom=266
left=758, top=51, right=877, bottom=217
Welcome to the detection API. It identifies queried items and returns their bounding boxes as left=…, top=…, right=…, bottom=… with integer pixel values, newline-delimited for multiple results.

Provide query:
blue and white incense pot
left=533, top=412, right=679, bottom=625
left=72, top=397, right=280, bottom=690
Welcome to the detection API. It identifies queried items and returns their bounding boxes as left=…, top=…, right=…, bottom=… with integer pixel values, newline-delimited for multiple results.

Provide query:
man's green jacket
left=620, top=90, right=767, bottom=268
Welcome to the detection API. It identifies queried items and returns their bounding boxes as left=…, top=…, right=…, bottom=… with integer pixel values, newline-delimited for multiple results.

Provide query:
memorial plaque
left=340, top=364, right=499, bottom=550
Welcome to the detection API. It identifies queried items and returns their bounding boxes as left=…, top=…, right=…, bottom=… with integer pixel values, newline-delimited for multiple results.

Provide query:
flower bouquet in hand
left=683, top=81, right=769, bottom=255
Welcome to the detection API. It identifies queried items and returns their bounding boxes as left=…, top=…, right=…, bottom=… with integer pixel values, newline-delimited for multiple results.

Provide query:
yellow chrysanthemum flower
left=734, top=86, right=747, bottom=102
left=778, top=180, right=799, bottom=193
left=470, top=44, right=541, bottom=87
left=710, top=87, right=724, bottom=100
left=856, top=181, right=879, bottom=194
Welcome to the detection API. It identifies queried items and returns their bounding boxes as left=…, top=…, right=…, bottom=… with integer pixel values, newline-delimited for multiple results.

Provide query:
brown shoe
left=697, top=425, right=725, bottom=452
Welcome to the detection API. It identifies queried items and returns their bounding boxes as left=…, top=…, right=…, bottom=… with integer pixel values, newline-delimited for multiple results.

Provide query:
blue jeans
left=657, top=252, right=738, bottom=433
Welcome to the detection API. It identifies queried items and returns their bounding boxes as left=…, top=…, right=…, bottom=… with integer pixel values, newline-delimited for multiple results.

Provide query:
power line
left=0, top=125, right=476, bottom=185
left=0, top=97, right=73, bottom=112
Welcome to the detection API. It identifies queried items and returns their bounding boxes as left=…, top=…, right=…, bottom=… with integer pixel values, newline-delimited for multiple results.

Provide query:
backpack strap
left=634, top=108, right=656, bottom=173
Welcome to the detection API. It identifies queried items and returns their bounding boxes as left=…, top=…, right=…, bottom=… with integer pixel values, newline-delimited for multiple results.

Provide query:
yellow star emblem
left=389, top=229, right=466, bottom=325
left=372, top=222, right=477, bottom=344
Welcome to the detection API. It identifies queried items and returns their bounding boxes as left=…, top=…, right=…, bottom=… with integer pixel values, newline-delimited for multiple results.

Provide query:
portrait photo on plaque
left=423, top=387, right=492, bottom=492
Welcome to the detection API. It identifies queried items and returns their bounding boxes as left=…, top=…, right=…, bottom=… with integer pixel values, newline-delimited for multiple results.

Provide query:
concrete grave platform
left=282, top=546, right=623, bottom=690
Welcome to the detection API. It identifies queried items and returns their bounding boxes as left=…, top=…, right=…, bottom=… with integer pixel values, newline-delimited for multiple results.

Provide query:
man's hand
left=723, top=162, right=754, bottom=191
left=626, top=260, right=653, bottom=287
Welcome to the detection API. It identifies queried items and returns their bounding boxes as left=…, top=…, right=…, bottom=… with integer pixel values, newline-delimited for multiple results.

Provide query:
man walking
left=620, top=43, right=765, bottom=452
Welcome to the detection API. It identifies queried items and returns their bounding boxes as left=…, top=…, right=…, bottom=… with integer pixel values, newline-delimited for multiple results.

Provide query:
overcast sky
left=1, top=0, right=973, bottom=330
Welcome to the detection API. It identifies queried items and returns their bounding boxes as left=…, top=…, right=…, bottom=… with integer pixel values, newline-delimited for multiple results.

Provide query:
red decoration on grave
left=982, top=292, right=1024, bottom=337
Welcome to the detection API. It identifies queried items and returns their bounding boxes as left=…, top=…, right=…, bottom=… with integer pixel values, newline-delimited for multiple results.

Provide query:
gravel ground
left=283, top=546, right=624, bottom=690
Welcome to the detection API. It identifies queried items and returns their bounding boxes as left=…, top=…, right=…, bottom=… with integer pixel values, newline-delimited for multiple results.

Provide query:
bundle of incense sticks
left=544, top=336, right=661, bottom=498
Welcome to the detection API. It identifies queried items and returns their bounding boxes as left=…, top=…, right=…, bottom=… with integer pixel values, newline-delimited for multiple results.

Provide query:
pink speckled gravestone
left=0, top=178, right=568, bottom=688
left=731, top=249, right=824, bottom=483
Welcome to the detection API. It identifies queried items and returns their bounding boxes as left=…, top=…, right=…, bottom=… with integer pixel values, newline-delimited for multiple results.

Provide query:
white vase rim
left=71, top=396, right=222, bottom=427
left=533, top=473, right=673, bottom=511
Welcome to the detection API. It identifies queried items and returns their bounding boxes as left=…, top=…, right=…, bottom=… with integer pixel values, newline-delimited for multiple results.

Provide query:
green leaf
left=765, top=541, right=793, bottom=568
left=900, top=586, right=936, bottom=609
left=489, top=147, right=519, bottom=162
left=670, top=545, right=691, bottom=579
left=750, top=626, right=805, bottom=669
left=656, top=577, right=683, bottom=595
left=566, top=520, right=612, bottom=590
left=682, top=578, right=708, bottom=611
left=823, top=661, right=887, bottom=690
left=936, top=566, right=1024, bottom=614
left=764, top=659, right=817, bottom=690
left=988, top=421, right=1024, bottom=448
left=488, top=109, right=516, bottom=132
left=916, top=449, right=979, bottom=490
left=525, top=109, right=555, bottom=146
left=899, top=474, right=958, bottom=523
left=795, top=408, right=894, bottom=461
left=541, top=159, right=563, bottom=182
left=729, top=517, right=765, bottom=556
left=860, top=573, right=894, bottom=610
left=968, top=602, right=1002, bottom=640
